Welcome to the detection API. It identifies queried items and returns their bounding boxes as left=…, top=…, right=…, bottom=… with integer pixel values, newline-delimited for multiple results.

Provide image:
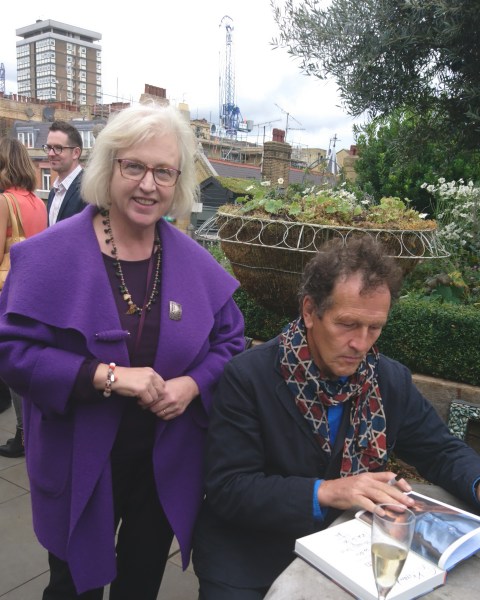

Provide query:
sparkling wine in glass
left=371, top=504, right=416, bottom=600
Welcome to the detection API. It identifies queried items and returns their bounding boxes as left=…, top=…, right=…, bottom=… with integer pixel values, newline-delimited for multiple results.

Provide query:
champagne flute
left=371, top=504, right=416, bottom=600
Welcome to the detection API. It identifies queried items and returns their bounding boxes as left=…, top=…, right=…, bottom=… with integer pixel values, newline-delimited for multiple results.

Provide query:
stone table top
left=264, top=484, right=480, bottom=600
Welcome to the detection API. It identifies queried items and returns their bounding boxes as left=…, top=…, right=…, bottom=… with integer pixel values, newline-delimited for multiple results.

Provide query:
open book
left=295, top=491, right=480, bottom=600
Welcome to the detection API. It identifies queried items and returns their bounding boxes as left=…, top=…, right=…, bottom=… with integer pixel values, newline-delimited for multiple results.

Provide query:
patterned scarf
left=279, top=318, right=387, bottom=477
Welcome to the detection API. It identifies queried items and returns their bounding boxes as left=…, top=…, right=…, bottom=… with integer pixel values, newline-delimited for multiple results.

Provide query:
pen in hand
left=388, top=474, right=401, bottom=487
left=387, top=473, right=413, bottom=496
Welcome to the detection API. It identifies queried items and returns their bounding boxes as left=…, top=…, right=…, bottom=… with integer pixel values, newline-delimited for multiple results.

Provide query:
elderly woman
left=0, top=104, right=244, bottom=599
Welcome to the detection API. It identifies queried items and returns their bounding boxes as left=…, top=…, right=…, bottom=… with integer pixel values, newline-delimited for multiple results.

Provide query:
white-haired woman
left=0, top=103, right=244, bottom=599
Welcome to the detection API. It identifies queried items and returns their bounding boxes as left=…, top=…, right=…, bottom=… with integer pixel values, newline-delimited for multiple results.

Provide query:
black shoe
left=0, top=395, right=11, bottom=414
left=0, top=427, right=24, bottom=458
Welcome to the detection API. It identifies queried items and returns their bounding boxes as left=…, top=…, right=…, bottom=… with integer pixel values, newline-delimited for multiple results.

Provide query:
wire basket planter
left=196, top=210, right=450, bottom=317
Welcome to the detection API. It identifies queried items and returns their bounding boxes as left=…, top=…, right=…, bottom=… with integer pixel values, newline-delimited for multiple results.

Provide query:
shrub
left=378, top=298, right=480, bottom=386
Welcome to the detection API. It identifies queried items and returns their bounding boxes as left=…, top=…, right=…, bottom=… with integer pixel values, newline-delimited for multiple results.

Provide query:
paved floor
left=0, top=403, right=199, bottom=599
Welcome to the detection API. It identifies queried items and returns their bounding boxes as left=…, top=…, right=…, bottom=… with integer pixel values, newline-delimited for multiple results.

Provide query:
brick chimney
left=262, top=129, right=291, bottom=185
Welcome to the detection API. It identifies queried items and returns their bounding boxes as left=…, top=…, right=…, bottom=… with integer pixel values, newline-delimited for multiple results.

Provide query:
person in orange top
left=0, top=137, right=47, bottom=457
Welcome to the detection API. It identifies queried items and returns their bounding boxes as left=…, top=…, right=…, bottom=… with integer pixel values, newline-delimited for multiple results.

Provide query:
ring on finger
left=162, top=408, right=167, bottom=416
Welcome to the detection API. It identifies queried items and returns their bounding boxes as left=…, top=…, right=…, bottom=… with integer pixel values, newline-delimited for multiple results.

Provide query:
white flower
left=438, top=177, right=446, bottom=184
left=418, top=213, right=428, bottom=219
left=420, top=182, right=428, bottom=189
left=261, top=181, right=271, bottom=187
left=245, top=185, right=254, bottom=192
left=277, top=178, right=284, bottom=185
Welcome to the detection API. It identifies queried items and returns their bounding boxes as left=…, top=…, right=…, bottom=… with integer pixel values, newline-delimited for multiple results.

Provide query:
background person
left=0, top=137, right=47, bottom=458
left=44, top=120, right=85, bottom=224
left=0, top=103, right=244, bottom=599
left=192, top=236, right=480, bottom=599
left=0, top=378, right=11, bottom=414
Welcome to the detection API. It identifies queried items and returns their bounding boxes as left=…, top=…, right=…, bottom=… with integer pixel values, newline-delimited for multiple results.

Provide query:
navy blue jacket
left=47, top=170, right=85, bottom=224
left=193, top=336, right=480, bottom=588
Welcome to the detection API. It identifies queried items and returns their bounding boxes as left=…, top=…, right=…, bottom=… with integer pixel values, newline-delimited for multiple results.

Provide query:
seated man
left=192, top=236, right=480, bottom=600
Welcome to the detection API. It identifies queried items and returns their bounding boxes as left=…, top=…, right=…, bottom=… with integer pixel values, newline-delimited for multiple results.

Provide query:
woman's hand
left=94, top=365, right=199, bottom=420
left=94, top=364, right=165, bottom=407
left=147, top=375, right=199, bottom=420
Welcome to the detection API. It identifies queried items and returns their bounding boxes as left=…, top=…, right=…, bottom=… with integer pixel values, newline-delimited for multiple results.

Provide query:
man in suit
left=45, top=121, right=85, bottom=225
left=192, top=236, right=480, bottom=599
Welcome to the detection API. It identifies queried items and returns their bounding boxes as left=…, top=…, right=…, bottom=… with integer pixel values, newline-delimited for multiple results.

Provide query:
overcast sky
left=1, top=0, right=365, bottom=151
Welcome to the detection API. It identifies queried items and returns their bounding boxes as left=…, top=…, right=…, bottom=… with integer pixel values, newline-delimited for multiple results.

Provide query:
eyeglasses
left=115, top=159, right=181, bottom=187
left=43, top=144, right=77, bottom=155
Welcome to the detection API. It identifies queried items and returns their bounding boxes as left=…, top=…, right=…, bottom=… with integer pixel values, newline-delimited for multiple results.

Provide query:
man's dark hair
left=298, top=236, right=404, bottom=315
left=49, top=120, right=83, bottom=153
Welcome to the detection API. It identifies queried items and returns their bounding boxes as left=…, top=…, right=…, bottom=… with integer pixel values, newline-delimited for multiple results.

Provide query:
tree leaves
left=271, top=0, right=480, bottom=149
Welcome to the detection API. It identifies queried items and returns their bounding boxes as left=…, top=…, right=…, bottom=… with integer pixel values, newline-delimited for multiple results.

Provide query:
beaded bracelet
left=103, top=362, right=116, bottom=398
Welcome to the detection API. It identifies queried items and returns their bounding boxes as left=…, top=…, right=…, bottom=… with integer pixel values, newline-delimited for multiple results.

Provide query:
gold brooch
left=169, top=301, right=182, bottom=321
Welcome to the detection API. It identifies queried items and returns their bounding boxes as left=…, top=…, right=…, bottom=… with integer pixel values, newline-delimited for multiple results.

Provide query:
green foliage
left=425, top=178, right=480, bottom=258
left=223, top=181, right=434, bottom=229
left=272, top=0, right=480, bottom=151
left=378, top=298, right=480, bottom=386
left=233, top=288, right=290, bottom=341
left=353, top=112, right=480, bottom=212
left=402, top=257, right=480, bottom=307
left=216, top=177, right=261, bottom=195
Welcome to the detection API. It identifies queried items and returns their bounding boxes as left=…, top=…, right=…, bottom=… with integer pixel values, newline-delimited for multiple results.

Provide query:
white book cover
left=295, top=518, right=446, bottom=600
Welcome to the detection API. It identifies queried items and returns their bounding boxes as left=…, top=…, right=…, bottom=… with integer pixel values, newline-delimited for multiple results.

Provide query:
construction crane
left=274, top=103, right=305, bottom=141
left=218, top=16, right=252, bottom=138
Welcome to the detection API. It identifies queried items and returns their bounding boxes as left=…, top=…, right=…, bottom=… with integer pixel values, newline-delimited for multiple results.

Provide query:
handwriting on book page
left=330, top=527, right=441, bottom=585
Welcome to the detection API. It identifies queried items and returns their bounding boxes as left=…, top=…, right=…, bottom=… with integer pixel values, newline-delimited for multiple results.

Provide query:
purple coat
left=0, top=205, right=244, bottom=593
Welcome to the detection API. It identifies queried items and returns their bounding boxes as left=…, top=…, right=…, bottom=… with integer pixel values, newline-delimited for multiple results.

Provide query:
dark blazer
left=192, top=337, right=480, bottom=589
left=47, top=170, right=85, bottom=224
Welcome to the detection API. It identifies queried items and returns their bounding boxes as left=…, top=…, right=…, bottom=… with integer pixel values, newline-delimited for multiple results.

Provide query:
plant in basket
left=210, top=180, right=448, bottom=317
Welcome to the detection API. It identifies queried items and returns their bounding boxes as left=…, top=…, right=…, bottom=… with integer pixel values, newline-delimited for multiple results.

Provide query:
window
left=17, top=131, right=34, bottom=148
left=17, top=82, right=31, bottom=94
left=18, top=57, right=30, bottom=69
left=80, top=130, right=95, bottom=149
left=41, top=169, right=51, bottom=192
left=17, top=45, right=29, bottom=58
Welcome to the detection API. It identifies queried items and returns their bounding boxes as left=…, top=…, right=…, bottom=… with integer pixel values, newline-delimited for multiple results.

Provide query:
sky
left=0, top=0, right=365, bottom=152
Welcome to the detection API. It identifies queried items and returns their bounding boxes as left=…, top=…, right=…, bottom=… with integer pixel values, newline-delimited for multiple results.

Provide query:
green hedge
left=233, top=289, right=290, bottom=342
left=378, top=299, right=480, bottom=387
left=233, top=290, right=480, bottom=387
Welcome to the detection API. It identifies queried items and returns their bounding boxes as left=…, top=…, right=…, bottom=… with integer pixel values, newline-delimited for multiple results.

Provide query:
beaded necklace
left=101, top=209, right=161, bottom=316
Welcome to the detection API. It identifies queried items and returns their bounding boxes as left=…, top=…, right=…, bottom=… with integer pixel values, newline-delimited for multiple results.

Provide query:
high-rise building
left=15, top=19, right=102, bottom=106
